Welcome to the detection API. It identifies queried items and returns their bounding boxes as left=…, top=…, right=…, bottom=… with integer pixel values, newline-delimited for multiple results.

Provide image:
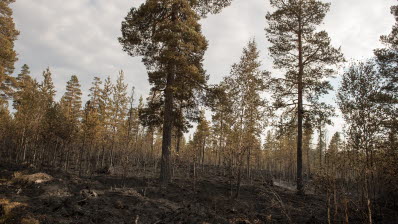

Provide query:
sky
left=11, top=0, right=396, bottom=141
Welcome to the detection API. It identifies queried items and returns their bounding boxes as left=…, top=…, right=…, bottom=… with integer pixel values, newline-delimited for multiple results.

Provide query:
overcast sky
left=11, top=0, right=396, bottom=140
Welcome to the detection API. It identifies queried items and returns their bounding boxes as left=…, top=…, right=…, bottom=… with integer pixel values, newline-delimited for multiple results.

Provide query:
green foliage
left=60, top=75, right=83, bottom=139
left=266, top=0, right=344, bottom=121
left=89, top=76, right=102, bottom=110
left=374, top=4, right=398, bottom=132
left=111, top=71, right=129, bottom=133
left=99, top=76, right=113, bottom=132
left=337, top=61, right=385, bottom=152
left=0, top=0, right=19, bottom=101
left=119, top=0, right=217, bottom=182
left=40, top=67, right=56, bottom=104
left=189, top=0, right=233, bottom=17
left=266, top=0, right=344, bottom=193
left=119, top=0, right=208, bottom=128
left=191, top=111, right=210, bottom=162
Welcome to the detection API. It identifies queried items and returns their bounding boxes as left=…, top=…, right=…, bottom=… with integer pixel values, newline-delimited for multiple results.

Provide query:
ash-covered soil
left=0, top=163, right=336, bottom=224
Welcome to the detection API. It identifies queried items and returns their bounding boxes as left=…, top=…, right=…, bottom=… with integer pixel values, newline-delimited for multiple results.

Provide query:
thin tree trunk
left=176, top=132, right=181, bottom=153
left=296, top=11, right=304, bottom=195
left=235, top=163, right=242, bottom=199
left=79, top=137, right=86, bottom=177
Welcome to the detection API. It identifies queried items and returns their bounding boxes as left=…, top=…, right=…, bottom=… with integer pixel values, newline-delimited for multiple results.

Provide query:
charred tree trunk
left=296, top=14, right=304, bottom=195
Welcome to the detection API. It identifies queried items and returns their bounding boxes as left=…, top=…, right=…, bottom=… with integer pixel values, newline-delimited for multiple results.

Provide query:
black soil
left=0, top=163, right=364, bottom=224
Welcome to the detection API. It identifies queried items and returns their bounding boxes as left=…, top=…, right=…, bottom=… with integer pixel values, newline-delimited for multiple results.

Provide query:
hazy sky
left=11, top=0, right=396, bottom=139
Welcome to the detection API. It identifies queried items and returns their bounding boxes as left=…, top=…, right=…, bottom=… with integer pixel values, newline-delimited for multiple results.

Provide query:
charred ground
left=1, top=162, right=397, bottom=224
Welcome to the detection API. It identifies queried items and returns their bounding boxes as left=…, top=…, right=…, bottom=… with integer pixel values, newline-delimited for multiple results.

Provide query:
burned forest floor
left=0, top=162, right=396, bottom=224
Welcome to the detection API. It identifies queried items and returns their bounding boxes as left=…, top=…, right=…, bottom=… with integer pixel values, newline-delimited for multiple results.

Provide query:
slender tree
left=40, top=67, right=56, bottom=104
left=192, top=111, right=210, bottom=166
left=337, top=61, right=385, bottom=223
left=61, top=75, right=83, bottom=123
left=109, top=71, right=129, bottom=167
left=60, top=75, right=82, bottom=170
left=99, top=76, right=113, bottom=133
left=89, top=76, right=102, bottom=110
left=374, top=4, right=398, bottom=134
left=265, top=0, right=344, bottom=194
left=12, top=65, right=48, bottom=164
left=207, top=83, right=233, bottom=167
left=98, top=76, right=113, bottom=168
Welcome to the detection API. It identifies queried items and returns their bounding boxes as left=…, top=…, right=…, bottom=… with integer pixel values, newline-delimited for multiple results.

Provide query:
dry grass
left=0, top=198, right=27, bottom=216
left=0, top=198, right=29, bottom=223
left=12, top=172, right=53, bottom=185
left=20, top=217, right=40, bottom=224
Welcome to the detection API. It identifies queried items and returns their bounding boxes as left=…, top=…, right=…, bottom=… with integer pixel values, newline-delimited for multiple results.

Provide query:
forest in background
left=0, top=0, right=397, bottom=223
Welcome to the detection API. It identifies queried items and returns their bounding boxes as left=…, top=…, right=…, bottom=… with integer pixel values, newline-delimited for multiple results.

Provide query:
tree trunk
left=79, top=137, right=86, bottom=177
left=176, top=132, right=181, bottom=153
left=296, top=14, right=304, bottom=195
left=235, top=165, right=242, bottom=199
left=160, top=69, right=175, bottom=185
left=201, top=138, right=206, bottom=167
left=247, top=147, right=251, bottom=179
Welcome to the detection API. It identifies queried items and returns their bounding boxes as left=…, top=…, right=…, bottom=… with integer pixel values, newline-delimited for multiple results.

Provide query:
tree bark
left=160, top=69, right=175, bottom=185
left=296, top=12, right=304, bottom=195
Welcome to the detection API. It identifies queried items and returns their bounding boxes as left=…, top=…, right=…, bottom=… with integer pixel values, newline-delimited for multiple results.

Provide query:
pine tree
left=213, top=40, right=268, bottom=197
left=99, top=76, right=113, bottom=132
left=80, top=100, right=101, bottom=175
left=126, top=91, right=142, bottom=149
left=40, top=67, right=56, bottom=104
left=59, top=75, right=82, bottom=170
left=109, top=71, right=128, bottom=166
left=111, top=71, right=128, bottom=134
left=230, top=40, right=268, bottom=185
left=207, top=83, right=232, bottom=167
left=265, top=0, right=344, bottom=194
left=264, top=130, right=280, bottom=171
left=328, top=132, right=341, bottom=154
left=14, top=64, right=34, bottom=108
left=192, top=111, right=210, bottom=166
left=83, top=77, right=104, bottom=170
left=89, top=77, right=102, bottom=110
left=374, top=4, right=398, bottom=133
left=0, top=0, right=19, bottom=101
left=13, top=66, right=45, bottom=163
left=17, top=64, right=30, bottom=81
left=61, top=75, right=82, bottom=124
left=119, top=0, right=226, bottom=184
left=0, top=102, right=12, bottom=159
left=97, top=76, right=113, bottom=168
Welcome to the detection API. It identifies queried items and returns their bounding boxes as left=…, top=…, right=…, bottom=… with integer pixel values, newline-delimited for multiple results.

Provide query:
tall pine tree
left=61, top=75, right=82, bottom=126
left=374, top=4, right=398, bottom=134
left=265, top=0, right=344, bottom=194
left=119, top=0, right=231, bottom=184
left=0, top=0, right=19, bottom=101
